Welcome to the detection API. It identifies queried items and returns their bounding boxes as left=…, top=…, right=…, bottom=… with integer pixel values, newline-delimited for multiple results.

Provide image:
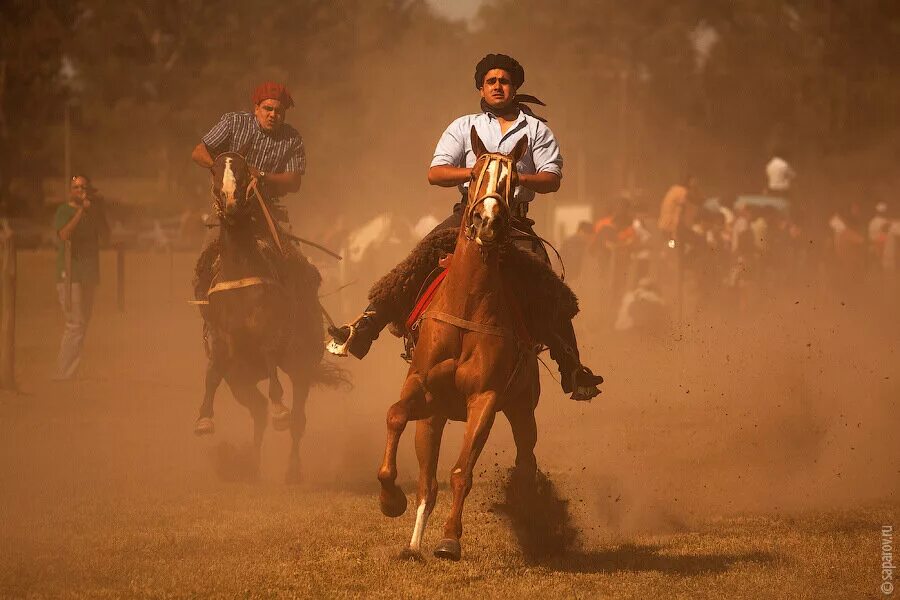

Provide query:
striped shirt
left=202, top=112, right=306, bottom=174
left=430, top=110, right=563, bottom=206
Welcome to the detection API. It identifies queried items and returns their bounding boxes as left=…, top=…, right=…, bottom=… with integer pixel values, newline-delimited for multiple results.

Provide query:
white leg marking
left=222, top=157, right=237, bottom=208
left=409, top=500, right=429, bottom=552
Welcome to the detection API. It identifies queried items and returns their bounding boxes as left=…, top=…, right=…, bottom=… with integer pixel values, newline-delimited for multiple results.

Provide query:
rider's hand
left=248, top=165, right=263, bottom=181
left=81, top=197, right=92, bottom=211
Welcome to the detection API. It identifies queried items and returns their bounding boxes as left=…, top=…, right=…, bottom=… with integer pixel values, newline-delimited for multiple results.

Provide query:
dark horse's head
left=464, top=126, right=527, bottom=247
left=211, top=152, right=253, bottom=221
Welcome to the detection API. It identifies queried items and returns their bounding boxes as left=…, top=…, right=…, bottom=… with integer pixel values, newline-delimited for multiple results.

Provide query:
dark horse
left=194, top=152, right=325, bottom=483
left=377, top=129, right=541, bottom=561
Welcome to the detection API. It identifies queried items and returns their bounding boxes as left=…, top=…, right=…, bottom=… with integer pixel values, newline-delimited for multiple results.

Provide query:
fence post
left=0, top=232, right=16, bottom=390
left=116, top=245, right=125, bottom=312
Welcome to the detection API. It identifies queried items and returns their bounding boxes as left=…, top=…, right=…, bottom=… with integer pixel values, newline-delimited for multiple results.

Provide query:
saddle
left=399, top=253, right=533, bottom=362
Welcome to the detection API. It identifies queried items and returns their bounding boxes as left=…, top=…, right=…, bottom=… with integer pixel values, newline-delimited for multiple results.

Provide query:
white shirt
left=766, top=156, right=796, bottom=192
left=430, top=111, right=563, bottom=205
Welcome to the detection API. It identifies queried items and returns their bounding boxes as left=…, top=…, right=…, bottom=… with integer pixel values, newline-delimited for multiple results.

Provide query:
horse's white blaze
left=222, top=157, right=237, bottom=208
left=482, top=197, right=498, bottom=221
left=409, top=500, right=429, bottom=552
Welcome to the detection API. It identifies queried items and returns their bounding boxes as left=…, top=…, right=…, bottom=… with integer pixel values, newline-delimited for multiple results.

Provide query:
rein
left=510, top=225, right=567, bottom=281
left=248, top=178, right=285, bottom=256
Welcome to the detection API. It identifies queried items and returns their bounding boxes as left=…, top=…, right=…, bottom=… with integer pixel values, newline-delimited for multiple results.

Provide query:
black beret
left=474, top=54, right=525, bottom=89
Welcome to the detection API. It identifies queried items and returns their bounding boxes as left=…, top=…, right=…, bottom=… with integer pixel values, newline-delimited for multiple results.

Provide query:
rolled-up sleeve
left=532, top=122, right=563, bottom=177
left=202, top=113, right=234, bottom=156
left=430, top=118, right=468, bottom=168
left=284, top=136, right=306, bottom=174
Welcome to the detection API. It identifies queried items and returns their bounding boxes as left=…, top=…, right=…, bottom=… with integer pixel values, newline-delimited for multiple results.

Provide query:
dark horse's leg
left=194, top=325, right=222, bottom=435
left=194, top=358, right=222, bottom=435
left=265, top=353, right=290, bottom=431
left=225, top=372, right=268, bottom=479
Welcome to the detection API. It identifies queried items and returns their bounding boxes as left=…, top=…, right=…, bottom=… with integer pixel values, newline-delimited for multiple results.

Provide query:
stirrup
left=569, top=366, right=603, bottom=402
left=325, top=324, right=356, bottom=357
left=325, top=311, right=374, bottom=358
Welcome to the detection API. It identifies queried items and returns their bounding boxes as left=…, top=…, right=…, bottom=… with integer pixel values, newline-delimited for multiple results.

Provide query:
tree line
left=2, top=0, right=899, bottom=218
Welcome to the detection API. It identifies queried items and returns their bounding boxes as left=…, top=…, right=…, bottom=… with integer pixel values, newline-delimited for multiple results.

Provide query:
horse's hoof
left=271, top=405, right=291, bottom=431
left=433, top=538, right=461, bottom=561
left=397, top=547, right=425, bottom=562
left=193, top=417, right=215, bottom=436
left=379, top=485, right=408, bottom=518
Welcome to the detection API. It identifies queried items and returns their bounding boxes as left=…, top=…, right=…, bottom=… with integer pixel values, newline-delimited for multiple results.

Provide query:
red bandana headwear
left=251, top=82, right=295, bottom=109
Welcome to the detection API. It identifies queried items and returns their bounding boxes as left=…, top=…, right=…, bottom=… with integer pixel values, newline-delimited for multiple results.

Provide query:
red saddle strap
left=406, top=269, right=448, bottom=331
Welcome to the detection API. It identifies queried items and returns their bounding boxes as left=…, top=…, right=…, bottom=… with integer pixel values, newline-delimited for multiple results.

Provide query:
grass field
left=0, top=250, right=896, bottom=598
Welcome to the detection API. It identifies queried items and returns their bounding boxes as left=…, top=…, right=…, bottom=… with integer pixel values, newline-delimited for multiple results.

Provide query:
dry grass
left=0, top=250, right=896, bottom=598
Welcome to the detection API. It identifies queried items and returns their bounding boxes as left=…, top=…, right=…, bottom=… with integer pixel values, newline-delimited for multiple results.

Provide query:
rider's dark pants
left=368, top=200, right=585, bottom=384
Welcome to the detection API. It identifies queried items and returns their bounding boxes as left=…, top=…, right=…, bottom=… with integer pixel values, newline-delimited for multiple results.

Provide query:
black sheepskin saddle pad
left=368, top=228, right=579, bottom=345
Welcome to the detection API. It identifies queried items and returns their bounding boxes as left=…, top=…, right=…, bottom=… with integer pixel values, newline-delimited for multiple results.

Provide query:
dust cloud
left=3, top=8, right=899, bottom=569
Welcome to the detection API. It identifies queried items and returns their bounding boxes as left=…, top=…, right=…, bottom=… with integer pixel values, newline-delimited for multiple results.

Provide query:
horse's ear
left=511, top=135, right=528, bottom=164
left=471, top=126, right=488, bottom=158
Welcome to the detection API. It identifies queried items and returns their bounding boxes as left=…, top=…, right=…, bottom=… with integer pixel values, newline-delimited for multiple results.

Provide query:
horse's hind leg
left=265, top=355, right=290, bottom=431
left=194, top=358, right=222, bottom=435
left=227, top=375, right=268, bottom=479
left=434, top=392, right=497, bottom=561
left=377, top=374, right=426, bottom=518
left=402, top=414, right=446, bottom=559
left=284, top=370, right=310, bottom=485
left=503, top=400, right=538, bottom=488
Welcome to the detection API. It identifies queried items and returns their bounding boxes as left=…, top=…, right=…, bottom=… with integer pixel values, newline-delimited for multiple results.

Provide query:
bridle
left=464, top=153, right=514, bottom=243
left=211, top=152, right=285, bottom=256
left=211, top=152, right=251, bottom=220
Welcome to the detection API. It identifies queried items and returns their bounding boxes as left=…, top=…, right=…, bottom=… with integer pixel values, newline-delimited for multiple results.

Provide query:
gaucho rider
left=191, top=82, right=321, bottom=329
left=327, top=54, right=603, bottom=401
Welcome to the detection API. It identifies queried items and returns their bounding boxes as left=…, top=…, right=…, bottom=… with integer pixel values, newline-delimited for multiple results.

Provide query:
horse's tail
left=311, top=358, right=352, bottom=391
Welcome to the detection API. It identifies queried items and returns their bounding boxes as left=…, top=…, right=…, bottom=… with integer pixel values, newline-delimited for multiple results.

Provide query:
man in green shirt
left=53, top=175, right=108, bottom=380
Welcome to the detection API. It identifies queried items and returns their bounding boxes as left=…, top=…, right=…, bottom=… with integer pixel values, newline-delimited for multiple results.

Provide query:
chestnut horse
left=196, top=152, right=324, bottom=483
left=377, top=128, right=541, bottom=561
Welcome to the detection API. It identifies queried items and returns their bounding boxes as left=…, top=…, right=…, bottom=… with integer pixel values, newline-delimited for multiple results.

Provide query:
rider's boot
left=326, top=305, right=389, bottom=359
left=549, top=320, right=604, bottom=402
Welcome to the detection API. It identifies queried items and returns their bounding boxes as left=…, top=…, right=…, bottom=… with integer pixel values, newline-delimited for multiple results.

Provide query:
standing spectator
left=658, top=174, right=697, bottom=241
left=765, top=150, right=796, bottom=197
left=53, top=175, right=109, bottom=380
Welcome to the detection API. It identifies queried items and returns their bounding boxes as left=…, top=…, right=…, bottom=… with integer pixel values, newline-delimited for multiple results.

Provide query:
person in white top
left=765, top=152, right=796, bottom=196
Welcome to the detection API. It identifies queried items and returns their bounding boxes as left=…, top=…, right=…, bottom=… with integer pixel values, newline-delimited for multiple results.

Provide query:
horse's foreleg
left=265, top=353, right=290, bottom=431
left=284, top=370, right=310, bottom=485
left=403, top=415, right=446, bottom=558
left=195, top=360, right=221, bottom=431
left=194, top=333, right=223, bottom=435
left=378, top=374, right=426, bottom=518
left=434, top=392, right=497, bottom=561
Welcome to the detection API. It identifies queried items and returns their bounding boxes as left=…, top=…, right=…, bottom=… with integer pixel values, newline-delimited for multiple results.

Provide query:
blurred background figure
left=657, top=174, right=698, bottom=244
left=561, top=220, right=596, bottom=282
left=53, top=175, right=109, bottom=380
left=765, top=149, right=796, bottom=198
left=614, top=276, right=667, bottom=335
